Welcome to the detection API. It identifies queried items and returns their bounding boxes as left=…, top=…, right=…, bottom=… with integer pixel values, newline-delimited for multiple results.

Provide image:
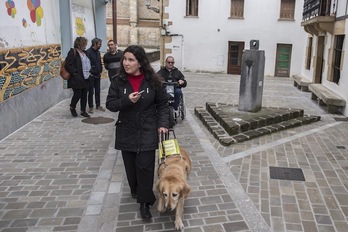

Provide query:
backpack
left=60, top=49, right=76, bottom=80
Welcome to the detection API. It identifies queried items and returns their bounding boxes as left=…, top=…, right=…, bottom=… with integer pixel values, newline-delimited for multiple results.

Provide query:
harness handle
left=159, top=129, right=176, bottom=142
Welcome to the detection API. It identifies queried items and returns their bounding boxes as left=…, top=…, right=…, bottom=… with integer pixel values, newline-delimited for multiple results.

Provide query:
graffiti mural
left=1, top=0, right=60, bottom=48
left=0, top=44, right=61, bottom=102
left=27, top=0, right=44, bottom=26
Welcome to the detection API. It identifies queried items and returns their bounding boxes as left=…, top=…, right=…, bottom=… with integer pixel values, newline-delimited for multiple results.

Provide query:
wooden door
left=275, top=44, right=292, bottom=77
left=228, top=41, right=244, bottom=75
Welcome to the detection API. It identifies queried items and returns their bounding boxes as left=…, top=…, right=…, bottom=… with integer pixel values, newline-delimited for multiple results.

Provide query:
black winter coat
left=106, top=74, right=169, bottom=152
left=64, top=48, right=88, bottom=89
left=157, top=67, right=187, bottom=87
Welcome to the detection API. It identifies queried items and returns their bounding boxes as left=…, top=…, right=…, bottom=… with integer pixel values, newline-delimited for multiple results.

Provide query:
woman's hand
left=129, top=92, right=142, bottom=103
left=158, top=127, right=168, bottom=134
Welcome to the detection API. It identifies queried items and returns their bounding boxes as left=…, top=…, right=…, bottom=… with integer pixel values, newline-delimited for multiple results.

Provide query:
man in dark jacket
left=157, top=56, right=187, bottom=110
left=86, top=38, right=105, bottom=113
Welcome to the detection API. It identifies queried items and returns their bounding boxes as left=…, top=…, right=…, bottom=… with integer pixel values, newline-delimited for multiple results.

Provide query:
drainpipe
left=112, top=0, right=117, bottom=43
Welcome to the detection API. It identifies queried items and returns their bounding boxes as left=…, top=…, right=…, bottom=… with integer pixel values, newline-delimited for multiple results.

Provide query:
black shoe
left=131, top=192, right=137, bottom=199
left=70, top=107, right=78, bottom=117
left=81, top=112, right=90, bottom=117
left=140, top=203, right=152, bottom=219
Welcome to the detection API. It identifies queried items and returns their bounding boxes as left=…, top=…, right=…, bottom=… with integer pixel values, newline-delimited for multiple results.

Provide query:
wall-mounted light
left=145, top=0, right=160, bottom=13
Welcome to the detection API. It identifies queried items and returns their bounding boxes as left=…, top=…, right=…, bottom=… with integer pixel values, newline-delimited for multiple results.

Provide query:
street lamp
left=145, top=0, right=160, bottom=13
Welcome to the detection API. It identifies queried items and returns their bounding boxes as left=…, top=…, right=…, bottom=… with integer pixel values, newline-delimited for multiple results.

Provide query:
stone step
left=194, top=103, right=320, bottom=146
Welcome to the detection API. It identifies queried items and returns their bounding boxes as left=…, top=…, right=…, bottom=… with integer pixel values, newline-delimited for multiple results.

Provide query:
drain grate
left=270, top=166, right=305, bottom=181
left=336, top=146, right=346, bottom=149
left=82, top=116, right=115, bottom=125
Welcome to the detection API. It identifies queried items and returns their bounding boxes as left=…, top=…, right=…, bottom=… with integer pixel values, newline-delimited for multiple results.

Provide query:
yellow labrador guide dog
left=156, top=130, right=192, bottom=230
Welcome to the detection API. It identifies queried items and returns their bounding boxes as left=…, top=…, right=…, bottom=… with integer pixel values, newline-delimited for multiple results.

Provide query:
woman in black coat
left=106, top=45, right=169, bottom=219
left=64, top=36, right=91, bottom=117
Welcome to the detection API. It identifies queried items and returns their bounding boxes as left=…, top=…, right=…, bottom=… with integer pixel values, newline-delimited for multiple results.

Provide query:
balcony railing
left=303, top=0, right=331, bottom=20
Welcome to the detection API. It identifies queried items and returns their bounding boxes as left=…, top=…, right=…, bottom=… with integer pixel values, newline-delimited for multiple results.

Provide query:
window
left=280, top=0, right=295, bottom=20
left=230, top=0, right=244, bottom=18
left=306, top=37, right=313, bottom=70
left=332, top=35, right=345, bottom=84
left=186, top=0, right=198, bottom=16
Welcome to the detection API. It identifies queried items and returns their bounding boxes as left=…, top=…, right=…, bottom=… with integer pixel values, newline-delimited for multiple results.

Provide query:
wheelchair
left=163, top=81, right=186, bottom=128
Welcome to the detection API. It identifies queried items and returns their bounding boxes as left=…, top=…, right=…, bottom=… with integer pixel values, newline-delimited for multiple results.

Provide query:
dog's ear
left=156, top=180, right=162, bottom=193
left=182, top=184, right=191, bottom=198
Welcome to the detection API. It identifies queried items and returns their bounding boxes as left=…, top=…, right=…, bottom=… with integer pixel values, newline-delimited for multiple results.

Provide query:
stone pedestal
left=238, top=49, right=265, bottom=112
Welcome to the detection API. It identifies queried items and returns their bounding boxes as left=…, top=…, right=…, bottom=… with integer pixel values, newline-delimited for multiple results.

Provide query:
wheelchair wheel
left=179, top=95, right=185, bottom=120
left=169, top=107, right=175, bottom=128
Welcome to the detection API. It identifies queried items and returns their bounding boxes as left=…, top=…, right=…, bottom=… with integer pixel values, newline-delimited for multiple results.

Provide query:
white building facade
left=162, top=0, right=307, bottom=77
left=301, top=0, right=348, bottom=116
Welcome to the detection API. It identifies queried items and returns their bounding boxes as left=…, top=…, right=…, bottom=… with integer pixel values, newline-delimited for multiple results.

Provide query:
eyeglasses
left=108, top=44, right=114, bottom=46
left=167, top=62, right=174, bottom=64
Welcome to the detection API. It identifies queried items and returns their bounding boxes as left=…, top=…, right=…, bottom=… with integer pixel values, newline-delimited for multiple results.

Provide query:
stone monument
left=238, top=40, right=265, bottom=112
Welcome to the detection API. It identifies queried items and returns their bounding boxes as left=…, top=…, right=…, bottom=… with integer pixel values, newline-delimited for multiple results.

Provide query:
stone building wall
left=106, top=0, right=160, bottom=49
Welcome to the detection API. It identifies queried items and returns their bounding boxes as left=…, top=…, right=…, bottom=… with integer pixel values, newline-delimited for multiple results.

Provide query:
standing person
left=106, top=45, right=169, bottom=219
left=103, top=39, right=123, bottom=81
left=86, top=38, right=105, bottom=113
left=64, top=36, right=91, bottom=118
left=157, top=56, right=187, bottom=111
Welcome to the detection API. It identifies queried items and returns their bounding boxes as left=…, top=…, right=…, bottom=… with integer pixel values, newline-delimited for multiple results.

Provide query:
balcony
left=301, top=0, right=335, bottom=35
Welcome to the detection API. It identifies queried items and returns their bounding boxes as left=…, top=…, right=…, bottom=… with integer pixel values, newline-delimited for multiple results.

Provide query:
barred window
left=186, top=0, right=198, bottom=16
left=280, top=0, right=295, bottom=20
left=230, top=0, right=244, bottom=18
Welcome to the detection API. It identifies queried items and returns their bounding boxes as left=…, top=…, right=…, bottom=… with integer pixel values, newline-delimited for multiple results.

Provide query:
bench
left=293, top=74, right=312, bottom=92
left=309, top=83, right=346, bottom=113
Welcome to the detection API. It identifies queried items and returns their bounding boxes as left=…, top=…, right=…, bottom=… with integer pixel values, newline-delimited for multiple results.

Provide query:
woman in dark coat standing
left=106, top=45, right=169, bottom=219
left=64, top=36, right=91, bottom=117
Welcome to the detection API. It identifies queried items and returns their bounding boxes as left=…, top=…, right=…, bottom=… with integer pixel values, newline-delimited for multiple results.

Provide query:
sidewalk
left=0, top=73, right=348, bottom=232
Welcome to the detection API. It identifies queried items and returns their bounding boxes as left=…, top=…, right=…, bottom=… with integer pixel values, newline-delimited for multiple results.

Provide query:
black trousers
left=70, top=88, right=88, bottom=112
left=88, top=75, right=101, bottom=108
left=122, top=150, right=156, bottom=204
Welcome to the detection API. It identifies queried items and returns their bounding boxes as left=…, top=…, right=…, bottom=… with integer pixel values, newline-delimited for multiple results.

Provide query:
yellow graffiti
left=75, top=17, right=86, bottom=36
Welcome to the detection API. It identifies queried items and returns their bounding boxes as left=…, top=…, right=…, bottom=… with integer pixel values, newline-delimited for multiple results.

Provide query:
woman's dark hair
left=119, top=45, right=163, bottom=89
left=73, top=37, right=88, bottom=50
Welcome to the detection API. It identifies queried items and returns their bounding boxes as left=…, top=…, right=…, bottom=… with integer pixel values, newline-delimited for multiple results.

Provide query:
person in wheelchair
left=157, top=56, right=187, bottom=112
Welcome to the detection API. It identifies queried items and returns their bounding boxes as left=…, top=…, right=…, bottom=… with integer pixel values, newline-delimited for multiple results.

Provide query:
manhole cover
left=81, top=116, right=115, bottom=125
left=270, top=166, right=305, bottom=181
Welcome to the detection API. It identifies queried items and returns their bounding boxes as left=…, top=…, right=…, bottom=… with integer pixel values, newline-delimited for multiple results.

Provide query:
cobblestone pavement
left=1, top=73, right=348, bottom=232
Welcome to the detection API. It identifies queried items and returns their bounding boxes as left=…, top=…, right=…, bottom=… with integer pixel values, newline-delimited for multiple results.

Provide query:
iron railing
left=303, top=0, right=331, bottom=20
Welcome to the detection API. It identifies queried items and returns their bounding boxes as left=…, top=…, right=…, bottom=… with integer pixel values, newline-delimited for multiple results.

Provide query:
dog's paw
left=174, top=219, right=184, bottom=230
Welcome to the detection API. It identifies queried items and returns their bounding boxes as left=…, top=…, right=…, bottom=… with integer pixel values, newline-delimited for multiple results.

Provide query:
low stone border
left=194, top=103, right=321, bottom=146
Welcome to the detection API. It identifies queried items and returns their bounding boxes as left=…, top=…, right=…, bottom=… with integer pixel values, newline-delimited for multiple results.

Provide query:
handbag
left=60, top=49, right=76, bottom=80
left=158, top=129, right=180, bottom=160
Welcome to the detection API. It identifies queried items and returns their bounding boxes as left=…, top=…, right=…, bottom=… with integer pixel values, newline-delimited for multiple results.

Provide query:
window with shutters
left=332, top=35, right=344, bottom=84
left=306, top=37, right=313, bottom=70
left=280, top=0, right=295, bottom=20
left=230, top=0, right=244, bottom=18
left=186, top=0, right=198, bottom=16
